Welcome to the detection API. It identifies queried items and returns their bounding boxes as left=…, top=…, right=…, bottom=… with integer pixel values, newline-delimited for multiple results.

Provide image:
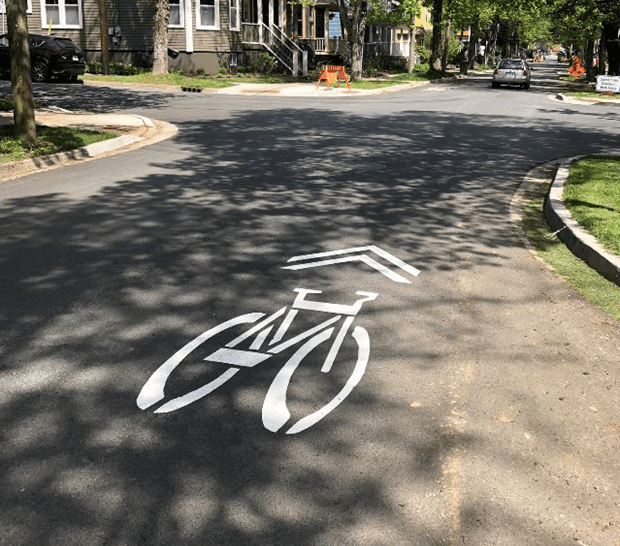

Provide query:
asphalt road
left=2, top=61, right=620, bottom=546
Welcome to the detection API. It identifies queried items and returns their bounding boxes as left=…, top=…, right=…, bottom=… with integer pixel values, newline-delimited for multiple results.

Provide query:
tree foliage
left=546, top=0, right=620, bottom=75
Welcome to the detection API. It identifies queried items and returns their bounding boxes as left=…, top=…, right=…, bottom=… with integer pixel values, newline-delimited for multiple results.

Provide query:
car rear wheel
left=492, top=82, right=500, bottom=89
left=31, top=60, right=49, bottom=83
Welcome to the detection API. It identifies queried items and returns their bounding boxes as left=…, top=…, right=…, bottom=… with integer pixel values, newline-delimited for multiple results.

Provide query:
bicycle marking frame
left=137, top=246, right=419, bottom=434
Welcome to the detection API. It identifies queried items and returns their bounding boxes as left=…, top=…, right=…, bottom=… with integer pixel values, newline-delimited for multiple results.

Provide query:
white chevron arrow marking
left=282, top=245, right=420, bottom=284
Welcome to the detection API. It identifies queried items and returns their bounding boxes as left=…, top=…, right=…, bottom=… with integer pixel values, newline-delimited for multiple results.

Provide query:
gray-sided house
left=0, top=0, right=430, bottom=75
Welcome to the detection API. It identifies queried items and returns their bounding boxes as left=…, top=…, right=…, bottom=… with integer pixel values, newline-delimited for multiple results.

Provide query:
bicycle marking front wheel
left=262, top=325, right=370, bottom=434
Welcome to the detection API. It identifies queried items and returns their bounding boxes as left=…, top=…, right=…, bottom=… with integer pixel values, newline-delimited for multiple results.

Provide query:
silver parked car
left=492, top=58, right=531, bottom=89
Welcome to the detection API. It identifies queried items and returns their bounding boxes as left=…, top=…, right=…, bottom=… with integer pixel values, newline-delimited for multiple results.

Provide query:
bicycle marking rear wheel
left=137, top=313, right=264, bottom=412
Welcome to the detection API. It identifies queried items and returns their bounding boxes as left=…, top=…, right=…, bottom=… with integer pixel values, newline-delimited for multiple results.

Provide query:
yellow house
left=366, top=4, right=433, bottom=58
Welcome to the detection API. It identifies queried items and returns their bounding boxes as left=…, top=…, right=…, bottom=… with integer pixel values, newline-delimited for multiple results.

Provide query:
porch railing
left=314, top=38, right=326, bottom=52
left=391, top=42, right=409, bottom=57
left=261, top=23, right=308, bottom=76
left=364, top=41, right=412, bottom=58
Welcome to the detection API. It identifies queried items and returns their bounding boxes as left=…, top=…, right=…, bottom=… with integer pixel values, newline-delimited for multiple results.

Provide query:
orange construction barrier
left=568, top=56, right=585, bottom=78
left=316, top=66, right=351, bottom=89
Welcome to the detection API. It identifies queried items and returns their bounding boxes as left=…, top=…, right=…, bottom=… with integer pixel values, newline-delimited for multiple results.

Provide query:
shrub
left=85, top=61, right=150, bottom=75
left=252, top=53, right=278, bottom=75
left=416, top=44, right=431, bottom=64
left=363, top=51, right=407, bottom=75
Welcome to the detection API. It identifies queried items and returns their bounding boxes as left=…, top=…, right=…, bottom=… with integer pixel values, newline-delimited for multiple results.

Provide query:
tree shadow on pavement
left=1, top=104, right=619, bottom=546
left=0, top=80, right=175, bottom=113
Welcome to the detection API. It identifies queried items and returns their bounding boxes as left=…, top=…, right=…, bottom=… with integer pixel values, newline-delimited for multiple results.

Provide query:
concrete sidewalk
left=81, top=77, right=435, bottom=97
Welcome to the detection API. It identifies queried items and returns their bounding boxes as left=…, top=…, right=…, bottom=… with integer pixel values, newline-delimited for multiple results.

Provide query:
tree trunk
left=349, top=14, right=365, bottom=80
left=441, top=1, right=452, bottom=75
left=603, top=23, right=620, bottom=76
left=7, top=0, right=36, bottom=145
left=407, top=24, right=416, bottom=73
left=153, top=0, right=170, bottom=75
left=470, top=29, right=477, bottom=68
left=584, top=36, right=595, bottom=81
left=98, top=0, right=109, bottom=75
left=461, top=26, right=475, bottom=74
left=598, top=26, right=607, bottom=76
left=488, top=19, right=500, bottom=63
left=429, top=0, right=443, bottom=71
left=338, top=0, right=366, bottom=80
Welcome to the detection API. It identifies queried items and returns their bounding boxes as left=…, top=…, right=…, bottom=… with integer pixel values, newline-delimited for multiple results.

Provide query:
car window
left=54, top=38, right=79, bottom=49
left=499, top=60, right=523, bottom=69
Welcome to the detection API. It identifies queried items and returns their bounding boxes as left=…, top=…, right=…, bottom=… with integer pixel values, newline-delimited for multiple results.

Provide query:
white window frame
left=1, top=0, right=33, bottom=14
left=197, top=0, right=219, bottom=30
left=229, top=0, right=239, bottom=31
left=169, top=0, right=184, bottom=28
left=41, top=0, right=82, bottom=29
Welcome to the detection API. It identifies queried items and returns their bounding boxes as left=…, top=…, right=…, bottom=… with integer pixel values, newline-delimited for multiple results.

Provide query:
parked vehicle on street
left=0, top=33, right=85, bottom=83
left=492, top=58, right=531, bottom=89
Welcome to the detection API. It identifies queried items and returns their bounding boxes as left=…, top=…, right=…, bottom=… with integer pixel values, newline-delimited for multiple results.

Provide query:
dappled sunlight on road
left=2, top=99, right=620, bottom=545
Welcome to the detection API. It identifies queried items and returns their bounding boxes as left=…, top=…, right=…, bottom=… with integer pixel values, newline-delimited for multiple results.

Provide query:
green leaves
left=367, top=0, right=422, bottom=26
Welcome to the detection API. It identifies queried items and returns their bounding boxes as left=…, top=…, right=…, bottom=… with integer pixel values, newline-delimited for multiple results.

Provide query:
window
left=197, top=0, right=218, bottom=29
left=169, top=0, right=183, bottom=27
left=42, top=0, right=81, bottom=28
left=229, top=0, right=239, bottom=30
left=242, top=0, right=257, bottom=24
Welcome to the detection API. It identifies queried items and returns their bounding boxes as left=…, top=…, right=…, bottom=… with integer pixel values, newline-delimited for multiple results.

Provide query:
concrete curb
left=1, top=116, right=177, bottom=182
left=554, top=92, right=620, bottom=105
left=544, top=154, right=620, bottom=287
left=2, top=134, right=141, bottom=180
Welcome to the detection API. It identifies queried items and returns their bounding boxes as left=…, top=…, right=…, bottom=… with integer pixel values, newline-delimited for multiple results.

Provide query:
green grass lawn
left=349, top=73, right=432, bottom=89
left=564, top=90, right=620, bottom=99
left=81, top=72, right=235, bottom=88
left=521, top=163, right=620, bottom=321
left=564, top=157, right=620, bottom=256
left=1, top=125, right=119, bottom=163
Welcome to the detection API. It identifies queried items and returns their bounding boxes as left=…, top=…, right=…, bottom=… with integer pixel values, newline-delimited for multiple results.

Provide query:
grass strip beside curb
left=521, top=163, right=620, bottom=322
left=1, top=125, right=119, bottom=163
left=564, top=157, right=620, bottom=257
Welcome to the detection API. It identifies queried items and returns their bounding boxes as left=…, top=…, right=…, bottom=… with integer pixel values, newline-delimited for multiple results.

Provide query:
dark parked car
left=0, top=33, right=85, bottom=82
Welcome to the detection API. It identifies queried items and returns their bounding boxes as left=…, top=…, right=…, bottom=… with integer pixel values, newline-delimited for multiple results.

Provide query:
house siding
left=2, top=0, right=243, bottom=72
